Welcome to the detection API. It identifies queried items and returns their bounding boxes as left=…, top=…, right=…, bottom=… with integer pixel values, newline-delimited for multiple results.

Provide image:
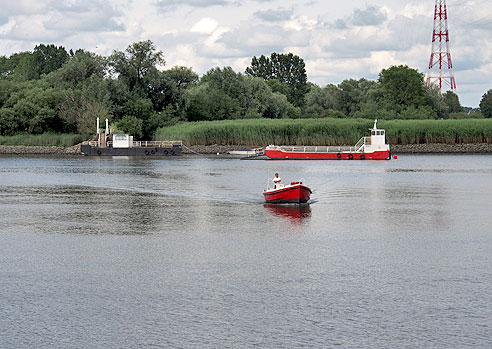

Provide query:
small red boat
left=265, top=119, right=390, bottom=160
left=263, top=180, right=312, bottom=204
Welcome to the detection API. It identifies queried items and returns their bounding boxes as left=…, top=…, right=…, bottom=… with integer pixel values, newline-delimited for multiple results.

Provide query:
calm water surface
left=0, top=154, right=491, bottom=348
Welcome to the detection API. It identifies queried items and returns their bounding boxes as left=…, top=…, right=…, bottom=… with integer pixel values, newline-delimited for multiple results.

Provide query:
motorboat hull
left=263, top=184, right=312, bottom=204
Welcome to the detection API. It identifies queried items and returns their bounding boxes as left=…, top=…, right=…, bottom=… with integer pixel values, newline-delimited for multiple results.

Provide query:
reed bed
left=155, top=118, right=492, bottom=146
left=0, top=133, right=88, bottom=147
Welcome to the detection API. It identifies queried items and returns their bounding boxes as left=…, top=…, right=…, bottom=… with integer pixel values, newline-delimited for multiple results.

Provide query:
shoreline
left=1, top=143, right=492, bottom=155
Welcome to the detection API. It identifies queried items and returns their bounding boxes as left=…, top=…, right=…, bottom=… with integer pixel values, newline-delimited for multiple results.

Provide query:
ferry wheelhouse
left=265, top=120, right=390, bottom=160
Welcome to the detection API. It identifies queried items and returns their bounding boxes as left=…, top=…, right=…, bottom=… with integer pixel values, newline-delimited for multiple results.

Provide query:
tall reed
left=0, top=134, right=89, bottom=147
left=155, top=118, right=492, bottom=146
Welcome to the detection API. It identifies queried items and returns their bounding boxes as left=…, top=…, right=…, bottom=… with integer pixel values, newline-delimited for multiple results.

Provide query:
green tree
left=425, top=85, right=447, bottom=119
left=479, top=89, right=492, bottom=118
left=0, top=46, right=68, bottom=82
left=164, top=66, right=199, bottom=90
left=117, top=115, right=143, bottom=139
left=245, top=53, right=308, bottom=107
left=398, top=105, right=437, bottom=120
left=118, top=96, right=153, bottom=137
left=46, top=50, right=107, bottom=88
left=106, top=78, right=132, bottom=120
left=0, top=56, right=13, bottom=79
left=45, top=50, right=111, bottom=134
left=9, top=52, right=36, bottom=81
left=31, top=44, right=69, bottom=78
left=0, top=80, right=19, bottom=108
left=110, top=40, right=165, bottom=95
left=185, top=83, right=241, bottom=121
left=1, top=81, right=65, bottom=134
left=245, top=55, right=272, bottom=79
left=335, top=78, right=378, bottom=116
left=201, top=67, right=262, bottom=117
left=195, top=67, right=255, bottom=119
left=266, top=79, right=290, bottom=97
left=353, top=100, right=394, bottom=120
left=0, top=108, right=18, bottom=136
left=148, top=66, right=198, bottom=113
left=57, top=89, right=111, bottom=134
left=443, top=91, right=463, bottom=114
left=187, top=66, right=296, bottom=121
left=304, top=83, right=339, bottom=117
left=378, top=65, right=426, bottom=112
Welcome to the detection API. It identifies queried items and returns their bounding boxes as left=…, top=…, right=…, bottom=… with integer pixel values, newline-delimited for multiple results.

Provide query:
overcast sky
left=1, top=0, right=491, bottom=107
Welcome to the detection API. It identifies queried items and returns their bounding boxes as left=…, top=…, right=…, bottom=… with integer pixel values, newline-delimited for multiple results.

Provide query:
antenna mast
left=426, top=0, right=456, bottom=90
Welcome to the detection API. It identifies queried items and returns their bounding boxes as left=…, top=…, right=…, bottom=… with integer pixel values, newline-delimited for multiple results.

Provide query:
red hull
left=265, top=149, right=390, bottom=160
left=263, top=184, right=312, bottom=204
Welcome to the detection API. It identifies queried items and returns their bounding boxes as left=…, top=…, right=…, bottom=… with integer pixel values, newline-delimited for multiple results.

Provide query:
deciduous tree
left=335, top=78, right=378, bottom=116
left=443, top=91, right=463, bottom=114
left=479, top=89, right=492, bottom=118
left=245, top=53, right=308, bottom=108
left=110, top=40, right=165, bottom=95
left=32, top=44, right=69, bottom=78
left=378, top=65, right=426, bottom=112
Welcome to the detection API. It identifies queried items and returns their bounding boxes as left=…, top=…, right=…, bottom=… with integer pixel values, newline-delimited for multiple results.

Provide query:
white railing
left=85, top=140, right=182, bottom=148
left=275, top=145, right=355, bottom=153
left=132, top=141, right=182, bottom=148
left=354, top=137, right=371, bottom=153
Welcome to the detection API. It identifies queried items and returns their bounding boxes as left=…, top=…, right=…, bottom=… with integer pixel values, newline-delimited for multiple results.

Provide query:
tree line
left=0, top=40, right=491, bottom=140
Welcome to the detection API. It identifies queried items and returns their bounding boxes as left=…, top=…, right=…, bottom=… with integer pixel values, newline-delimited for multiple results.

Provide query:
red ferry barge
left=265, top=120, right=390, bottom=160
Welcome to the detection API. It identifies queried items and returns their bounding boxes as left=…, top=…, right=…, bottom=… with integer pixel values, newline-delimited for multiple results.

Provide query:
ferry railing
left=278, top=145, right=354, bottom=153
left=132, top=141, right=182, bottom=148
left=354, top=137, right=371, bottom=153
left=86, top=140, right=182, bottom=148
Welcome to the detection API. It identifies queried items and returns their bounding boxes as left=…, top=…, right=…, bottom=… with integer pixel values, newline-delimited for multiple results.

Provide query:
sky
left=1, top=0, right=491, bottom=107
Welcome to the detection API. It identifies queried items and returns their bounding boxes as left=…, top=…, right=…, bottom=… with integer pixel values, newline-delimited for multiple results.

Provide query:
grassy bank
left=155, top=118, right=492, bottom=146
left=0, top=134, right=89, bottom=147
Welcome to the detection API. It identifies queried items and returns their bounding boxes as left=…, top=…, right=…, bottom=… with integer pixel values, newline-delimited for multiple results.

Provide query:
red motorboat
left=263, top=180, right=312, bottom=204
left=265, top=119, right=390, bottom=160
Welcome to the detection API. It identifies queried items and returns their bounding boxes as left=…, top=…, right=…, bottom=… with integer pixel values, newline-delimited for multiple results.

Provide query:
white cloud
left=156, top=0, right=238, bottom=10
left=351, top=5, right=387, bottom=26
left=254, top=8, right=293, bottom=22
left=2, top=1, right=48, bottom=16
left=191, top=18, right=219, bottom=34
left=0, top=19, right=16, bottom=35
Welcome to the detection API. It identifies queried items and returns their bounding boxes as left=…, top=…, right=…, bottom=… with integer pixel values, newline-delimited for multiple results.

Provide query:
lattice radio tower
left=426, top=0, right=457, bottom=90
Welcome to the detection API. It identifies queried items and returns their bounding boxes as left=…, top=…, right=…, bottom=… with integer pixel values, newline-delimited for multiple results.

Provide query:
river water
left=0, top=154, right=491, bottom=348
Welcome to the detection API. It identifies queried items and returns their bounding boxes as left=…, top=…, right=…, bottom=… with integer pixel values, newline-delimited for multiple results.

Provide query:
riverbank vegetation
left=1, top=40, right=492, bottom=146
left=0, top=133, right=87, bottom=147
left=156, top=118, right=492, bottom=146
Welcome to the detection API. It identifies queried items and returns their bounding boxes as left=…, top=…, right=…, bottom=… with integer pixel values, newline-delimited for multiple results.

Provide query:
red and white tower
left=426, top=0, right=456, bottom=90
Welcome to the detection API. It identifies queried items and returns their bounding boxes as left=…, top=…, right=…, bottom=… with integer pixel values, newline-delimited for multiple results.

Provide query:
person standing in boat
left=273, top=173, right=282, bottom=188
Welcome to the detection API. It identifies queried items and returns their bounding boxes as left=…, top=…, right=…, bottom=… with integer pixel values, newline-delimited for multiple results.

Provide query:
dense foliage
left=480, top=89, right=492, bottom=118
left=0, top=40, right=488, bottom=142
left=245, top=53, right=308, bottom=108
